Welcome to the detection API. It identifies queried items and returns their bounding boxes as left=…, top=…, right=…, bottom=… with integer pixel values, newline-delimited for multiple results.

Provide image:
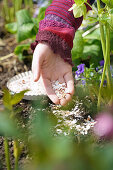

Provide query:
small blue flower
left=99, top=60, right=104, bottom=66
left=82, top=80, right=86, bottom=85
left=96, top=67, right=99, bottom=72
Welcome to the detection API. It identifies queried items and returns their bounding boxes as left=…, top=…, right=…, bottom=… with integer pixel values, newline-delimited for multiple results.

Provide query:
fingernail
left=33, top=74, right=37, bottom=81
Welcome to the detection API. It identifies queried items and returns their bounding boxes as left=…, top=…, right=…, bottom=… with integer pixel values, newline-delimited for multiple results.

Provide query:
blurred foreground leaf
left=0, top=112, right=21, bottom=137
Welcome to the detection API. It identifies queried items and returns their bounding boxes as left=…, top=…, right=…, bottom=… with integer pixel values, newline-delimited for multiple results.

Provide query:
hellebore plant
left=70, top=0, right=113, bottom=107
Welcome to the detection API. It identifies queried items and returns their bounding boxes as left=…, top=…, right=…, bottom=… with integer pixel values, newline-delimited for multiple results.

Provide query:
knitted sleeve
left=31, top=0, right=95, bottom=65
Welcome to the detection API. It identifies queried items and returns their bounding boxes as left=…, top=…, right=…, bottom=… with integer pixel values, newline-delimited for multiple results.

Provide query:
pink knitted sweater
left=31, top=0, right=95, bottom=65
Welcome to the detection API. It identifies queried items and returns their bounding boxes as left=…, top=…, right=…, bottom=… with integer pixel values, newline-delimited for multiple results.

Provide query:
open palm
left=32, top=43, right=74, bottom=105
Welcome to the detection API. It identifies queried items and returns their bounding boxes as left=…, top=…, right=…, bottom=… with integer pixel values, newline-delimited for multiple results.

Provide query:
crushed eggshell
left=52, top=80, right=68, bottom=99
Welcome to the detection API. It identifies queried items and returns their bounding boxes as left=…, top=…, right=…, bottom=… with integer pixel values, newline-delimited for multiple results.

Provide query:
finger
left=65, top=93, right=72, bottom=102
left=43, top=78, right=60, bottom=105
left=58, top=76, right=65, bottom=84
left=32, top=49, right=42, bottom=82
left=64, top=72, right=74, bottom=96
left=60, top=98, right=68, bottom=106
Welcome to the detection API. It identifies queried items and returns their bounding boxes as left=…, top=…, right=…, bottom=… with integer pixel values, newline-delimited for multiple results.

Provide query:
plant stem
left=97, top=0, right=112, bottom=106
left=105, top=23, right=112, bottom=88
left=14, top=140, right=20, bottom=170
left=97, top=0, right=101, bottom=11
left=97, top=0, right=106, bottom=106
left=4, top=138, right=11, bottom=170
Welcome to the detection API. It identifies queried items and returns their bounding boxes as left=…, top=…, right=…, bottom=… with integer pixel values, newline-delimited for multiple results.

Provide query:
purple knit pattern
left=45, top=14, right=71, bottom=26
left=39, top=19, right=74, bottom=32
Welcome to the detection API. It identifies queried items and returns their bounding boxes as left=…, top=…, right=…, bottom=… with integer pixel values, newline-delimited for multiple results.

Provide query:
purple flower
left=75, top=64, right=85, bottom=79
left=77, top=64, right=85, bottom=74
left=99, top=60, right=104, bottom=66
left=93, top=113, right=113, bottom=140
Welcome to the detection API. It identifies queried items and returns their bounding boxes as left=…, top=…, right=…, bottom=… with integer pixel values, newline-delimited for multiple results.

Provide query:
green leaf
left=81, top=39, right=103, bottom=65
left=74, top=0, right=86, bottom=5
left=11, top=90, right=29, bottom=106
left=16, top=9, right=37, bottom=42
left=14, top=44, right=30, bottom=55
left=70, top=3, right=87, bottom=18
left=72, top=31, right=84, bottom=60
left=5, top=22, right=17, bottom=34
left=3, top=88, right=12, bottom=110
left=81, top=44, right=100, bottom=60
left=3, top=88, right=28, bottom=109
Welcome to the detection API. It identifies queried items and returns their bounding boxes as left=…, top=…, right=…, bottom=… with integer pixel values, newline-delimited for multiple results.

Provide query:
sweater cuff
left=31, top=30, right=73, bottom=66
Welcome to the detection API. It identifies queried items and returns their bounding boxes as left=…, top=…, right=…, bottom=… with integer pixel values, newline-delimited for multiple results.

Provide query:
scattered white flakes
left=52, top=80, right=68, bottom=99
left=51, top=102, right=96, bottom=136
left=56, top=129, right=63, bottom=134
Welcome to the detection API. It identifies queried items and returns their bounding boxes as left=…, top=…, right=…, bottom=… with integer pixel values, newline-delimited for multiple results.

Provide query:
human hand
left=32, top=43, right=74, bottom=106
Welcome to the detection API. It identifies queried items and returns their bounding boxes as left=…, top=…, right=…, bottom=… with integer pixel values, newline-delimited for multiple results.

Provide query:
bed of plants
left=0, top=0, right=113, bottom=169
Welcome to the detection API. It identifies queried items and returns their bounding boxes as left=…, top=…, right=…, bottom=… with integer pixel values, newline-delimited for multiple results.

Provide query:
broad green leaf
left=14, top=44, right=30, bottom=55
left=71, top=3, right=87, bottom=18
left=5, top=22, right=17, bottom=34
left=72, top=31, right=84, bottom=60
left=16, top=9, right=37, bottom=42
left=11, top=90, right=29, bottom=106
left=3, top=88, right=12, bottom=110
left=81, top=44, right=101, bottom=60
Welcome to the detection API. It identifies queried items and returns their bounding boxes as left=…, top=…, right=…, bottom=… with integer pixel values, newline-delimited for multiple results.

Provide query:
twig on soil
left=0, top=53, right=14, bottom=61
